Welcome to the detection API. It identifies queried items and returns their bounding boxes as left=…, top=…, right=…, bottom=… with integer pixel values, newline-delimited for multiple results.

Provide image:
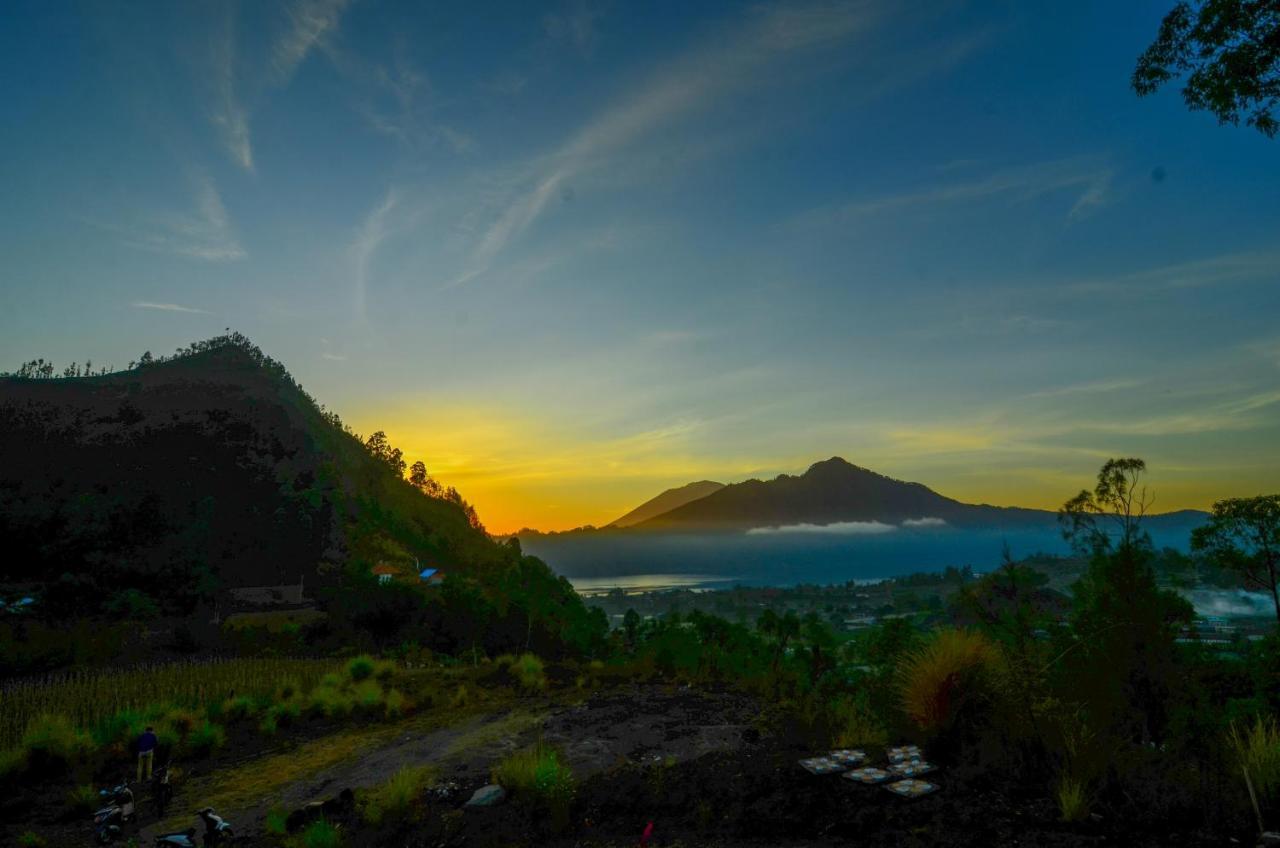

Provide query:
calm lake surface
left=525, top=524, right=1200, bottom=592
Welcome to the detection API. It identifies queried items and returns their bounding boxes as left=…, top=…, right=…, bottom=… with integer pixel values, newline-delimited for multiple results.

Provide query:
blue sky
left=2, top=0, right=1278, bottom=531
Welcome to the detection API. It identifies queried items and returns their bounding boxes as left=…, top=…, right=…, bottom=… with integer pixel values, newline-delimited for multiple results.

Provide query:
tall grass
left=1229, top=715, right=1280, bottom=832
left=492, top=742, right=575, bottom=829
left=1055, top=777, right=1090, bottom=822
left=1, top=657, right=334, bottom=749
left=896, top=629, right=1002, bottom=735
left=360, top=764, right=437, bottom=824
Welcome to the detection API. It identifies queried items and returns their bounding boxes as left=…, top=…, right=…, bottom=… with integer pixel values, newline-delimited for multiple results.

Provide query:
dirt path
left=138, top=684, right=756, bottom=841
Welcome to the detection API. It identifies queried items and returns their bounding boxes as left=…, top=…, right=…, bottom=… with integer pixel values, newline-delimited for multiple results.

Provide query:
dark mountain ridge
left=610, top=480, right=725, bottom=527
left=0, top=335, right=505, bottom=616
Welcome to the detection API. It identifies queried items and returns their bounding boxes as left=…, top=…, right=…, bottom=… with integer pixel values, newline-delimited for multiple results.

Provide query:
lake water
left=524, top=523, right=1201, bottom=592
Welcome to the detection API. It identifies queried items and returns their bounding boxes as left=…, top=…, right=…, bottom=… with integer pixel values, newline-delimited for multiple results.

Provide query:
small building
left=418, top=568, right=446, bottom=586
left=372, top=563, right=401, bottom=585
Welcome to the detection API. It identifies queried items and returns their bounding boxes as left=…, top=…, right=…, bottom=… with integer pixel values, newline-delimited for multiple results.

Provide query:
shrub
left=353, top=680, right=384, bottom=712
left=166, top=708, right=202, bottom=738
left=384, top=689, right=407, bottom=720
left=0, top=747, right=27, bottom=780
left=347, top=656, right=376, bottom=682
left=21, top=714, right=92, bottom=772
left=492, top=742, right=575, bottom=828
left=1229, top=715, right=1280, bottom=825
left=17, top=831, right=46, bottom=848
left=309, top=684, right=354, bottom=718
left=451, top=684, right=470, bottom=708
left=360, top=764, right=436, bottom=824
left=186, top=721, right=226, bottom=756
left=67, top=783, right=98, bottom=815
left=298, top=819, right=342, bottom=848
left=896, top=629, right=1003, bottom=736
left=828, top=694, right=888, bottom=748
left=513, top=654, right=547, bottom=693
left=265, top=807, right=288, bottom=836
left=221, top=695, right=259, bottom=723
left=1056, top=777, right=1090, bottom=822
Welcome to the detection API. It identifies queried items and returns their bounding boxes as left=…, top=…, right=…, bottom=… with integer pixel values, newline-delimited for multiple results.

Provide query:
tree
left=1059, top=459, right=1192, bottom=745
left=408, top=460, right=428, bottom=490
left=622, top=608, right=641, bottom=648
left=1192, top=495, right=1280, bottom=624
left=1134, top=0, right=1280, bottom=137
left=1059, top=458, right=1153, bottom=553
left=364, top=430, right=407, bottom=477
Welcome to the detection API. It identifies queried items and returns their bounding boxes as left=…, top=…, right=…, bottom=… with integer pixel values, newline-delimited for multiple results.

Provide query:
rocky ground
left=7, top=684, right=1247, bottom=847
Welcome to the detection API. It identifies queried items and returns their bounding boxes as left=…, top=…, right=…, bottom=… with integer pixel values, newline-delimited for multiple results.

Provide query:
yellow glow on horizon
left=348, top=401, right=1243, bottom=536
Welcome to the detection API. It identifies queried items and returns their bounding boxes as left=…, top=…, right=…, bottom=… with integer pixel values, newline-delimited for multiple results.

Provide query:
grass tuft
left=1056, top=777, right=1090, bottom=822
left=360, top=764, right=436, bottom=825
left=896, top=629, right=1002, bottom=735
left=492, top=741, right=575, bottom=828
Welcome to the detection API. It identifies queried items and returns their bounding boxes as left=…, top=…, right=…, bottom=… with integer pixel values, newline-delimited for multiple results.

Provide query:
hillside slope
left=610, top=480, right=725, bottom=527
left=0, top=335, right=504, bottom=615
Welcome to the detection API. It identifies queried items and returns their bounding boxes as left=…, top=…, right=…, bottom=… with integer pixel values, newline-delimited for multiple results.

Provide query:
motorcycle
left=92, top=782, right=135, bottom=844
left=152, top=763, right=174, bottom=818
left=152, top=807, right=234, bottom=847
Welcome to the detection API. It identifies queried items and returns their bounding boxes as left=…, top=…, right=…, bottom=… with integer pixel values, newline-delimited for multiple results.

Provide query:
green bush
left=360, top=764, right=436, bottom=824
left=492, top=742, right=575, bottom=828
left=0, top=747, right=28, bottom=780
left=221, top=695, right=259, bottom=723
left=17, top=831, right=46, bottom=848
left=384, top=689, right=407, bottom=719
left=347, top=656, right=376, bottom=682
left=513, top=654, right=547, bottom=693
left=298, top=819, right=342, bottom=848
left=353, top=680, right=384, bottom=712
left=265, top=807, right=288, bottom=836
left=22, top=714, right=92, bottom=771
left=308, top=684, right=354, bottom=718
left=67, top=783, right=98, bottom=815
left=186, top=721, right=226, bottom=756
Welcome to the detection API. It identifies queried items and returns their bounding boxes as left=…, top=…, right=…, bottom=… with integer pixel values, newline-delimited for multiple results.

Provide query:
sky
left=2, top=1, right=1278, bottom=534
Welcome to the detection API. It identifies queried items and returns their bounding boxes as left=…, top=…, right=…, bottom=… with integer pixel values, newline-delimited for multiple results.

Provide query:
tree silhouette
left=1134, top=0, right=1280, bottom=136
left=1192, top=494, right=1280, bottom=623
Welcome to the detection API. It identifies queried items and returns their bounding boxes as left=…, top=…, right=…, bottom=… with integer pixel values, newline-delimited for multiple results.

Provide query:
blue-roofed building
left=418, top=568, right=445, bottom=586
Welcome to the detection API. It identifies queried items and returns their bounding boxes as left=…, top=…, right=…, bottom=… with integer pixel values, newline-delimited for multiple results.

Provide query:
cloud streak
left=131, top=301, right=210, bottom=314
left=803, top=156, right=1113, bottom=225
left=106, top=176, right=246, bottom=262
left=747, top=520, right=897, bottom=536
left=446, top=1, right=880, bottom=289
left=275, top=0, right=351, bottom=83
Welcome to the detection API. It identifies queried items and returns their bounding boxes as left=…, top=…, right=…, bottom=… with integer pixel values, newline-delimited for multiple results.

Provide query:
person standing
left=136, top=726, right=158, bottom=782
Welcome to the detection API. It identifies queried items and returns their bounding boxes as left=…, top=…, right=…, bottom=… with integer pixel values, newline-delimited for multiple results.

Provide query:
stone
left=465, top=784, right=506, bottom=807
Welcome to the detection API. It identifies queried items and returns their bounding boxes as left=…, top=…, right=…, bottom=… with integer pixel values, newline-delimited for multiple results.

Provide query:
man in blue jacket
left=136, top=726, right=158, bottom=782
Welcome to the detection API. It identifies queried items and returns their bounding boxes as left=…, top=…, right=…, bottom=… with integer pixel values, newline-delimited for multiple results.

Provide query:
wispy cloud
left=350, top=188, right=401, bottom=321
left=321, top=352, right=348, bottom=361
left=802, top=156, right=1113, bottom=225
left=209, top=0, right=350, bottom=170
left=446, top=1, right=880, bottom=289
left=1060, top=251, right=1280, bottom=297
left=902, top=517, right=947, bottom=528
left=107, top=175, right=246, bottom=262
left=211, top=10, right=253, bottom=171
left=747, top=520, right=897, bottom=535
left=275, top=0, right=351, bottom=83
left=131, top=301, right=210, bottom=314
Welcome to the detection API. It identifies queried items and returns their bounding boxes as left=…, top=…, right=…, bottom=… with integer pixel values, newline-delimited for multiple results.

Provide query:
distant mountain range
left=522, top=456, right=1207, bottom=537
left=610, top=480, right=725, bottom=527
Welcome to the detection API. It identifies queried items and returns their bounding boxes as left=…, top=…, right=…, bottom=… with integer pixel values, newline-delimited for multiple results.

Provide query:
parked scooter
left=152, top=762, right=174, bottom=818
left=151, top=807, right=234, bottom=847
left=92, top=782, right=135, bottom=844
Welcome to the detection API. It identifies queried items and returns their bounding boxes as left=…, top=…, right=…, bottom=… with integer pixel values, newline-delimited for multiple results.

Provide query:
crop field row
left=0, top=657, right=336, bottom=748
